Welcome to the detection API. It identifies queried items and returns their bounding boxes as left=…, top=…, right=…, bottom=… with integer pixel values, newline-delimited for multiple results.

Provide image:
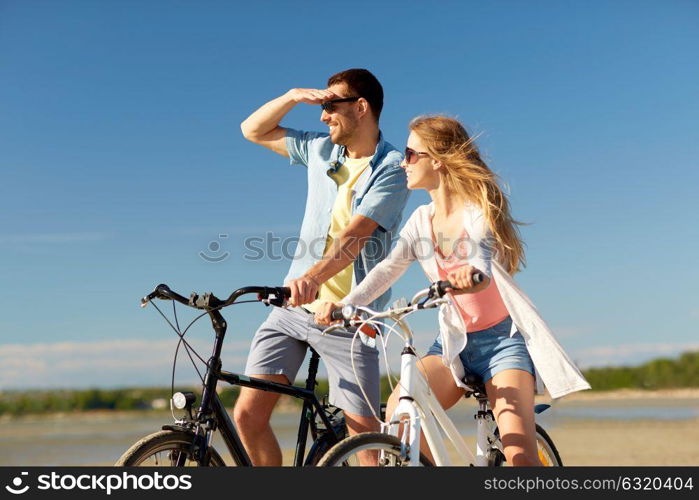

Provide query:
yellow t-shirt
left=305, top=156, right=372, bottom=313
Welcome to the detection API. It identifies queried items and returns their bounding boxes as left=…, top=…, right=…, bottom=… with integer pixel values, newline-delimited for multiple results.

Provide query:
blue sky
left=1, top=1, right=698, bottom=389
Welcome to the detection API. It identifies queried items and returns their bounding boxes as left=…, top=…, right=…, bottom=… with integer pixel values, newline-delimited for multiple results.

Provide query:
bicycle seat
left=462, top=373, right=487, bottom=399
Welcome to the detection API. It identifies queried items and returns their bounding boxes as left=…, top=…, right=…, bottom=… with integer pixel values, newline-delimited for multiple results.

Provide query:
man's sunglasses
left=320, top=96, right=360, bottom=113
left=404, top=147, right=430, bottom=164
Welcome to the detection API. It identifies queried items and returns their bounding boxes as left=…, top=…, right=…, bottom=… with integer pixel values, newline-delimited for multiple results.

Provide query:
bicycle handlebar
left=142, top=270, right=484, bottom=313
left=325, top=273, right=488, bottom=325
left=141, top=284, right=291, bottom=310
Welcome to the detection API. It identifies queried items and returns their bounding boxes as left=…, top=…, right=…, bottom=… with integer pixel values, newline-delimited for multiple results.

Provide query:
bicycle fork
left=384, top=345, right=420, bottom=466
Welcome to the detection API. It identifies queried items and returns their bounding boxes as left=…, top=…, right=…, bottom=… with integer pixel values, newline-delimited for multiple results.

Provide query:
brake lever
left=418, top=297, right=449, bottom=310
left=321, top=320, right=353, bottom=336
left=258, top=287, right=291, bottom=308
left=416, top=295, right=432, bottom=310
left=262, top=294, right=286, bottom=307
left=321, top=325, right=339, bottom=335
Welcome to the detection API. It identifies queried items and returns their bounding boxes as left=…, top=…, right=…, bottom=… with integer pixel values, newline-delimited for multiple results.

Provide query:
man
left=234, top=68, right=409, bottom=465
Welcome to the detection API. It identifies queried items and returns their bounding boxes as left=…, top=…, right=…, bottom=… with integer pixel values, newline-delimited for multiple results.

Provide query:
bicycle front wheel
left=115, top=430, right=226, bottom=466
left=489, top=424, right=562, bottom=466
left=317, top=432, right=433, bottom=467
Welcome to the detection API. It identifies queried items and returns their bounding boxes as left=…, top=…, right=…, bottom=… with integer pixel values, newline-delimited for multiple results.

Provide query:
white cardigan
left=345, top=203, right=591, bottom=399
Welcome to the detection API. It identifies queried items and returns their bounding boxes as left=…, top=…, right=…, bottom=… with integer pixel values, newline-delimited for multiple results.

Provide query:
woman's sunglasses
left=404, top=147, right=430, bottom=164
left=320, top=96, right=360, bottom=113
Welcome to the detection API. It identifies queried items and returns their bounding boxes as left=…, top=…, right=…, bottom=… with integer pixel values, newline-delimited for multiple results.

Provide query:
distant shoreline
left=551, top=387, right=699, bottom=402
left=3, top=387, right=698, bottom=422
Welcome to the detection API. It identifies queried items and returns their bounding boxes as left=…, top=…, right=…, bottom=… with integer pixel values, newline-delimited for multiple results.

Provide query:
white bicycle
left=317, top=280, right=562, bottom=467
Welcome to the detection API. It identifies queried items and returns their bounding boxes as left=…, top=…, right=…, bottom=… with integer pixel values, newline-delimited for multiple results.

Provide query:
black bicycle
left=115, top=283, right=346, bottom=466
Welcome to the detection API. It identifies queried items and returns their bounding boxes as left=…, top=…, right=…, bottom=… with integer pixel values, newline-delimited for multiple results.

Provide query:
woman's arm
left=344, top=232, right=416, bottom=306
left=314, top=213, right=420, bottom=324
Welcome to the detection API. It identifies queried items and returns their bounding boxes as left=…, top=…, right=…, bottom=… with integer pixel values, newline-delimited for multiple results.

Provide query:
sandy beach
left=2, top=388, right=697, bottom=466
left=546, top=417, right=699, bottom=465
left=537, top=388, right=699, bottom=465
left=387, top=388, right=699, bottom=466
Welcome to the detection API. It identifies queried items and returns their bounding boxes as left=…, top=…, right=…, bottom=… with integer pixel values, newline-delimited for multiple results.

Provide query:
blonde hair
left=409, top=115, right=526, bottom=274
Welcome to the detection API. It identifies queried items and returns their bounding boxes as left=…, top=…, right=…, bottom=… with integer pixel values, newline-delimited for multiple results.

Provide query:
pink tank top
left=434, top=231, right=509, bottom=332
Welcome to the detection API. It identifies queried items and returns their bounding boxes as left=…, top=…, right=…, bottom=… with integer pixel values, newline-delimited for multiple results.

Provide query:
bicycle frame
left=388, top=319, right=497, bottom=466
left=387, top=343, right=499, bottom=466
left=337, top=288, right=502, bottom=467
left=144, top=284, right=343, bottom=466
left=209, top=354, right=341, bottom=466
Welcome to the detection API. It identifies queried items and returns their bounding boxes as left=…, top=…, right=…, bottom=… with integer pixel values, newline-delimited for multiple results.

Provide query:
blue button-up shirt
left=285, top=128, right=410, bottom=312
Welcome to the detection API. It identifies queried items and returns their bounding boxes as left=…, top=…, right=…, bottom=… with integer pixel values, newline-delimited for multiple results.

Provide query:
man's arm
left=240, top=88, right=337, bottom=157
left=286, top=214, right=378, bottom=306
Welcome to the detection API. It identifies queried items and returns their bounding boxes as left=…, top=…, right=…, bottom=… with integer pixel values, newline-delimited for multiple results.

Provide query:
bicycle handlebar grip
left=435, top=273, right=485, bottom=296
left=330, top=308, right=345, bottom=321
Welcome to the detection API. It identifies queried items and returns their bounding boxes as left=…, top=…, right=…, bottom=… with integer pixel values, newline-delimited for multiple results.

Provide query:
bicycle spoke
left=320, top=433, right=431, bottom=466
left=116, top=430, right=227, bottom=467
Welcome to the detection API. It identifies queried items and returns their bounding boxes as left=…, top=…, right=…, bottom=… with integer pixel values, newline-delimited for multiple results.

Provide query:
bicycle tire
left=304, top=432, right=343, bottom=466
left=115, top=430, right=227, bottom=466
left=317, top=432, right=433, bottom=466
left=488, top=424, right=563, bottom=466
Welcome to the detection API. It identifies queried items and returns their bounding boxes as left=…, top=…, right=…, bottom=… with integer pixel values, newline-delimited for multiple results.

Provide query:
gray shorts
left=244, top=306, right=379, bottom=417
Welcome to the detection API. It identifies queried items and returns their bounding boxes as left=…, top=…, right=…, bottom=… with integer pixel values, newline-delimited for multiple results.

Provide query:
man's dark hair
left=327, top=68, right=384, bottom=121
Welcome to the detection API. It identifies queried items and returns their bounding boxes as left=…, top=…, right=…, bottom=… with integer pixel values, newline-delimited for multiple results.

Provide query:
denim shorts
left=426, top=316, right=535, bottom=383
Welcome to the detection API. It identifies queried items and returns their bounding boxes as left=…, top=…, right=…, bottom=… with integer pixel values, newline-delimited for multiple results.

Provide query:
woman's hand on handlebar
left=314, top=301, right=344, bottom=325
left=446, top=265, right=489, bottom=294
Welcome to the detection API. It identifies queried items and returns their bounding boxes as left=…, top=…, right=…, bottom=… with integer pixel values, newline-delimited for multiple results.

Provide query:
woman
left=315, top=115, right=590, bottom=466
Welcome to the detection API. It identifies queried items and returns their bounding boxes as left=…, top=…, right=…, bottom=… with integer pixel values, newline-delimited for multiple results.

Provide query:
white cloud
left=5, top=336, right=696, bottom=389
left=0, top=339, right=251, bottom=389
